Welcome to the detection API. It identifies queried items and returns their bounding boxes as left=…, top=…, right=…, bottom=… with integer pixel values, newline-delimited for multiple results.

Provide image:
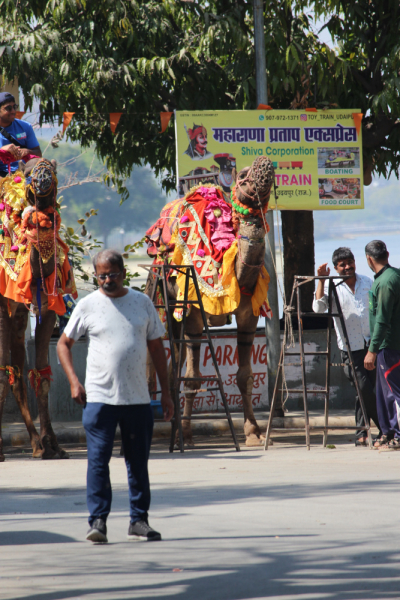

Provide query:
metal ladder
left=264, top=275, right=372, bottom=450
left=141, top=262, right=240, bottom=453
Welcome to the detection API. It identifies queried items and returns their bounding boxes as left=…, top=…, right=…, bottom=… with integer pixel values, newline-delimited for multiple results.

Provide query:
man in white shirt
left=57, top=250, right=174, bottom=543
left=313, top=247, right=381, bottom=446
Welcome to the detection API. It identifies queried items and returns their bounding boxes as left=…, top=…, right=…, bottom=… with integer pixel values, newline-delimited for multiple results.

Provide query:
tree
left=1, top=0, right=399, bottom=307
left=40, top=139, right=170, bottom=244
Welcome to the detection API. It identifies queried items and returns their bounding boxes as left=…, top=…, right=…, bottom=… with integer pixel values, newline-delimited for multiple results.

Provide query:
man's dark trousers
left=376, top=348, right=400, bottom=439
left=82, top=402, right=154, bottom=527
left=341, top=347, right=380, bottom=439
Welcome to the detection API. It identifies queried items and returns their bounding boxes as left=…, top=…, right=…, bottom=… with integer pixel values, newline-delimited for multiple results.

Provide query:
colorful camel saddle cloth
left=145, top=197, right=185, bottom=257
left=0, top=170, right=77, bottom=315
left=146, top=184, right=271, bottom=319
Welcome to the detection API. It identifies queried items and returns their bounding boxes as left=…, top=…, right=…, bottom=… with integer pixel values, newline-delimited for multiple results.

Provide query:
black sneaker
left=86, top=518, right=108, bottom=543
left=127, top=520, right=161, bottom=542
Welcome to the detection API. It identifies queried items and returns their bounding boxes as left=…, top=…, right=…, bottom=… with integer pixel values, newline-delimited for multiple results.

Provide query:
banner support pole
left=254, top=0, right=282, bottom=413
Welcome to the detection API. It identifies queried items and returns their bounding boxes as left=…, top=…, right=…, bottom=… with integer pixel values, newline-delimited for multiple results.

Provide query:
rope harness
left=28, top=366, right=53, bottom=396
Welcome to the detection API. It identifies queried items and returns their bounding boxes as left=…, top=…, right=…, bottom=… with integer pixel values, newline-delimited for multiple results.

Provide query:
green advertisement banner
left=175, top=109, right=364, bottom=210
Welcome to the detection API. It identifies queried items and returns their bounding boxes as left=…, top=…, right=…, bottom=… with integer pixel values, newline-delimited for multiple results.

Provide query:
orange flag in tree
left=159, top=112, right=173, bottom=133
left=15, top=112, right=25, bottom=120
left=63, top=112, right=75, bottom=133
left=257, top=104, right=272, bottom=110
left=352, top=113, right=363, bottom=136
left=109, top=113, right=122, bottom=133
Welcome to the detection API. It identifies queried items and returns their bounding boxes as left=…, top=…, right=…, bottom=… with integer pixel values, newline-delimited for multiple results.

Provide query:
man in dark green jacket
left=364, top=240, right=400, bottom=448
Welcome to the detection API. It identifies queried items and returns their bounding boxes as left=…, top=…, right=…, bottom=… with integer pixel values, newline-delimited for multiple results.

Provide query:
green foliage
left=312, top=0, right=400, bottom=177
left=43, top=140, right=168, bottom=290
left=0, top=0, right=399, bottom=186
left=40, top=139, right=170, bottom=240
left=60, top=205, right=102, bottom=285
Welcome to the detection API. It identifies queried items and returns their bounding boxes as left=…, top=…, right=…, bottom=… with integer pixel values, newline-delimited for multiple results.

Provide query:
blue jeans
left=376, top=348, right=400, bottom=439
left=82, top=402, right=154, bottom=526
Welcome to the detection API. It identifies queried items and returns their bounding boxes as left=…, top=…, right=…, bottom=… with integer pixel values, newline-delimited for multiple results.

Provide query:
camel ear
left=18, top=160, right=26, bottom=173
left=50, top=159, right=57, bottom=174
left=232, top=167, right=237, bottom=183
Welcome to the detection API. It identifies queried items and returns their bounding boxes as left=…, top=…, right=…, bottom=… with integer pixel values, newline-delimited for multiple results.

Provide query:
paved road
left=1, top=435, right=400, bottom=600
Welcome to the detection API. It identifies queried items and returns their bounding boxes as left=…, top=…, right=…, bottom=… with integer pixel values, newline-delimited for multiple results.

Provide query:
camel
left=145, top=156, right=275, bottom=446
left=0, top=154, right=74, bottom=461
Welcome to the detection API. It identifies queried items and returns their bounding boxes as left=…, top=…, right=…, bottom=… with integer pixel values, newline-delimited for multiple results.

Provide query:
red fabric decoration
left=0, top=149, right=39, bottom=165
left=0, top=365, right=21, bottom=385
left=28, top=366, right=53, bottom=396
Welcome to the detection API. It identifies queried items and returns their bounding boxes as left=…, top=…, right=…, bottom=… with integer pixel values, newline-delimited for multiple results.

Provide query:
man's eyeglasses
left=2, top=104, right=18, bottom=112
left=94, top=272, right=121, bottom=281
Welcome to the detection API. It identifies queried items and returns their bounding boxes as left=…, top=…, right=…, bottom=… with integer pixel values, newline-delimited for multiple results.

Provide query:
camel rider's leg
left=235, top=298, right=264, bottom=445
left=10, top=302, right=42, bottom=458
left=34, top=306, right=69, bottom=459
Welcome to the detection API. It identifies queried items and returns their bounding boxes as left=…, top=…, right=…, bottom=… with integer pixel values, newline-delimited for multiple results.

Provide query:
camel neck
left=236, top=220, right=266, bottom=290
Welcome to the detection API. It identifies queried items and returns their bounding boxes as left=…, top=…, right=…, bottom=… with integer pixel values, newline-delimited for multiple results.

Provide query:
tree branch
left=363, top=114, right=400, bottom=148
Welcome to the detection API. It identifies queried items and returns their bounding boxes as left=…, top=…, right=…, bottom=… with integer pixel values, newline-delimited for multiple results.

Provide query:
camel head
left=19, top=158, right=58, bottom=211
left=234, top=156, right=275, bottom=215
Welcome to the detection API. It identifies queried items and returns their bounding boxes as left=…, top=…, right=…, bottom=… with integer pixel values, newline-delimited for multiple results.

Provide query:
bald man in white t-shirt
left=57, top=250, right=174, bottom=543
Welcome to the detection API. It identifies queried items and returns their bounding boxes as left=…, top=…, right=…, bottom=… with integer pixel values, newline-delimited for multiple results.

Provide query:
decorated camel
left=0, top=151, right=76, bottom=461
left=145, top=156, right=275, bottom=446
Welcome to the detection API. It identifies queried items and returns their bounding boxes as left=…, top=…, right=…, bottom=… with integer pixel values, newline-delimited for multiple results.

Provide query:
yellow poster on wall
left=175, top=109, right=364, bottom=210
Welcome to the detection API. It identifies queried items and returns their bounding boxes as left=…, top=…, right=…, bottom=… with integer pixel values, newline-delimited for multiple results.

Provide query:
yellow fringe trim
left=171, top=238, right=270, bottom=317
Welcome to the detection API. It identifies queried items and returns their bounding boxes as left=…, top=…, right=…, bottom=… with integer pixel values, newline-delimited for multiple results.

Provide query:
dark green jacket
left=369, top=265, right=400, bottom=353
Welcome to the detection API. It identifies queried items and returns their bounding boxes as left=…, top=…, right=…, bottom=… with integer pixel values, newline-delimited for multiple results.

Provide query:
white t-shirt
left=312, top=273, right=373, bottom=351
left=64, top=288, right=164, bottom=405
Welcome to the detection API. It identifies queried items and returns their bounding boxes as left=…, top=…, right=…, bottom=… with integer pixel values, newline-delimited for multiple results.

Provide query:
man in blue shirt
left=0, top=92, right=41, bottom=176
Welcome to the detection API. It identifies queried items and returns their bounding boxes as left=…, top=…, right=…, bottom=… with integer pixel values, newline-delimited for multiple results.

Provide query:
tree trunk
left=281, top=210, right=315, bottom=312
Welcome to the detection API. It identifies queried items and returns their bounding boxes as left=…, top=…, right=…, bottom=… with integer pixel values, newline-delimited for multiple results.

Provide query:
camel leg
left=235, top=299, right=264, bottom=447
left=0, top=297, right=12, bottom=462
left=176, top=307, right=204, bottom=446
left=10, top=304, right=43, bottom=458
left=0, top=374, right=7, bottom=461
left=34, top=309, right=69, bottom=459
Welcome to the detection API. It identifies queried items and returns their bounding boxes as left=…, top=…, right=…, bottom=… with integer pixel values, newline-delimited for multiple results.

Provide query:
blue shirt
left=0, top=119, right=39, bottom=176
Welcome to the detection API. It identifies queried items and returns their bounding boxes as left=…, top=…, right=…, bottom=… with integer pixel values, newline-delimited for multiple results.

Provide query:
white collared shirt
left=312, top=273, right=373, bottom=351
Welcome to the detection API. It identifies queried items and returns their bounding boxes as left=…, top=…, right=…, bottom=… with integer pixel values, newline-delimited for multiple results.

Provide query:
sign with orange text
left=162, top=333, right=268, bottom=413
left=175, top=109, right=364, bottom=210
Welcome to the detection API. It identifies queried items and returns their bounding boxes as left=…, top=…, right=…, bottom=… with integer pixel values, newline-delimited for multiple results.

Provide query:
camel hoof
left=245, top=434, right=264, bottom=447
left=40, top=435, right=58, bottom=460
left=258, top=435, right=273, bottom=446
left=32, top=440, right=44, bottom=458
left=41, top=447, right=58, bottom=460
left=57, top=449, right=70, bottom=459
left=174, top=440, right=195, bottom=450
left=0, top=453, right=4, bottom=462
